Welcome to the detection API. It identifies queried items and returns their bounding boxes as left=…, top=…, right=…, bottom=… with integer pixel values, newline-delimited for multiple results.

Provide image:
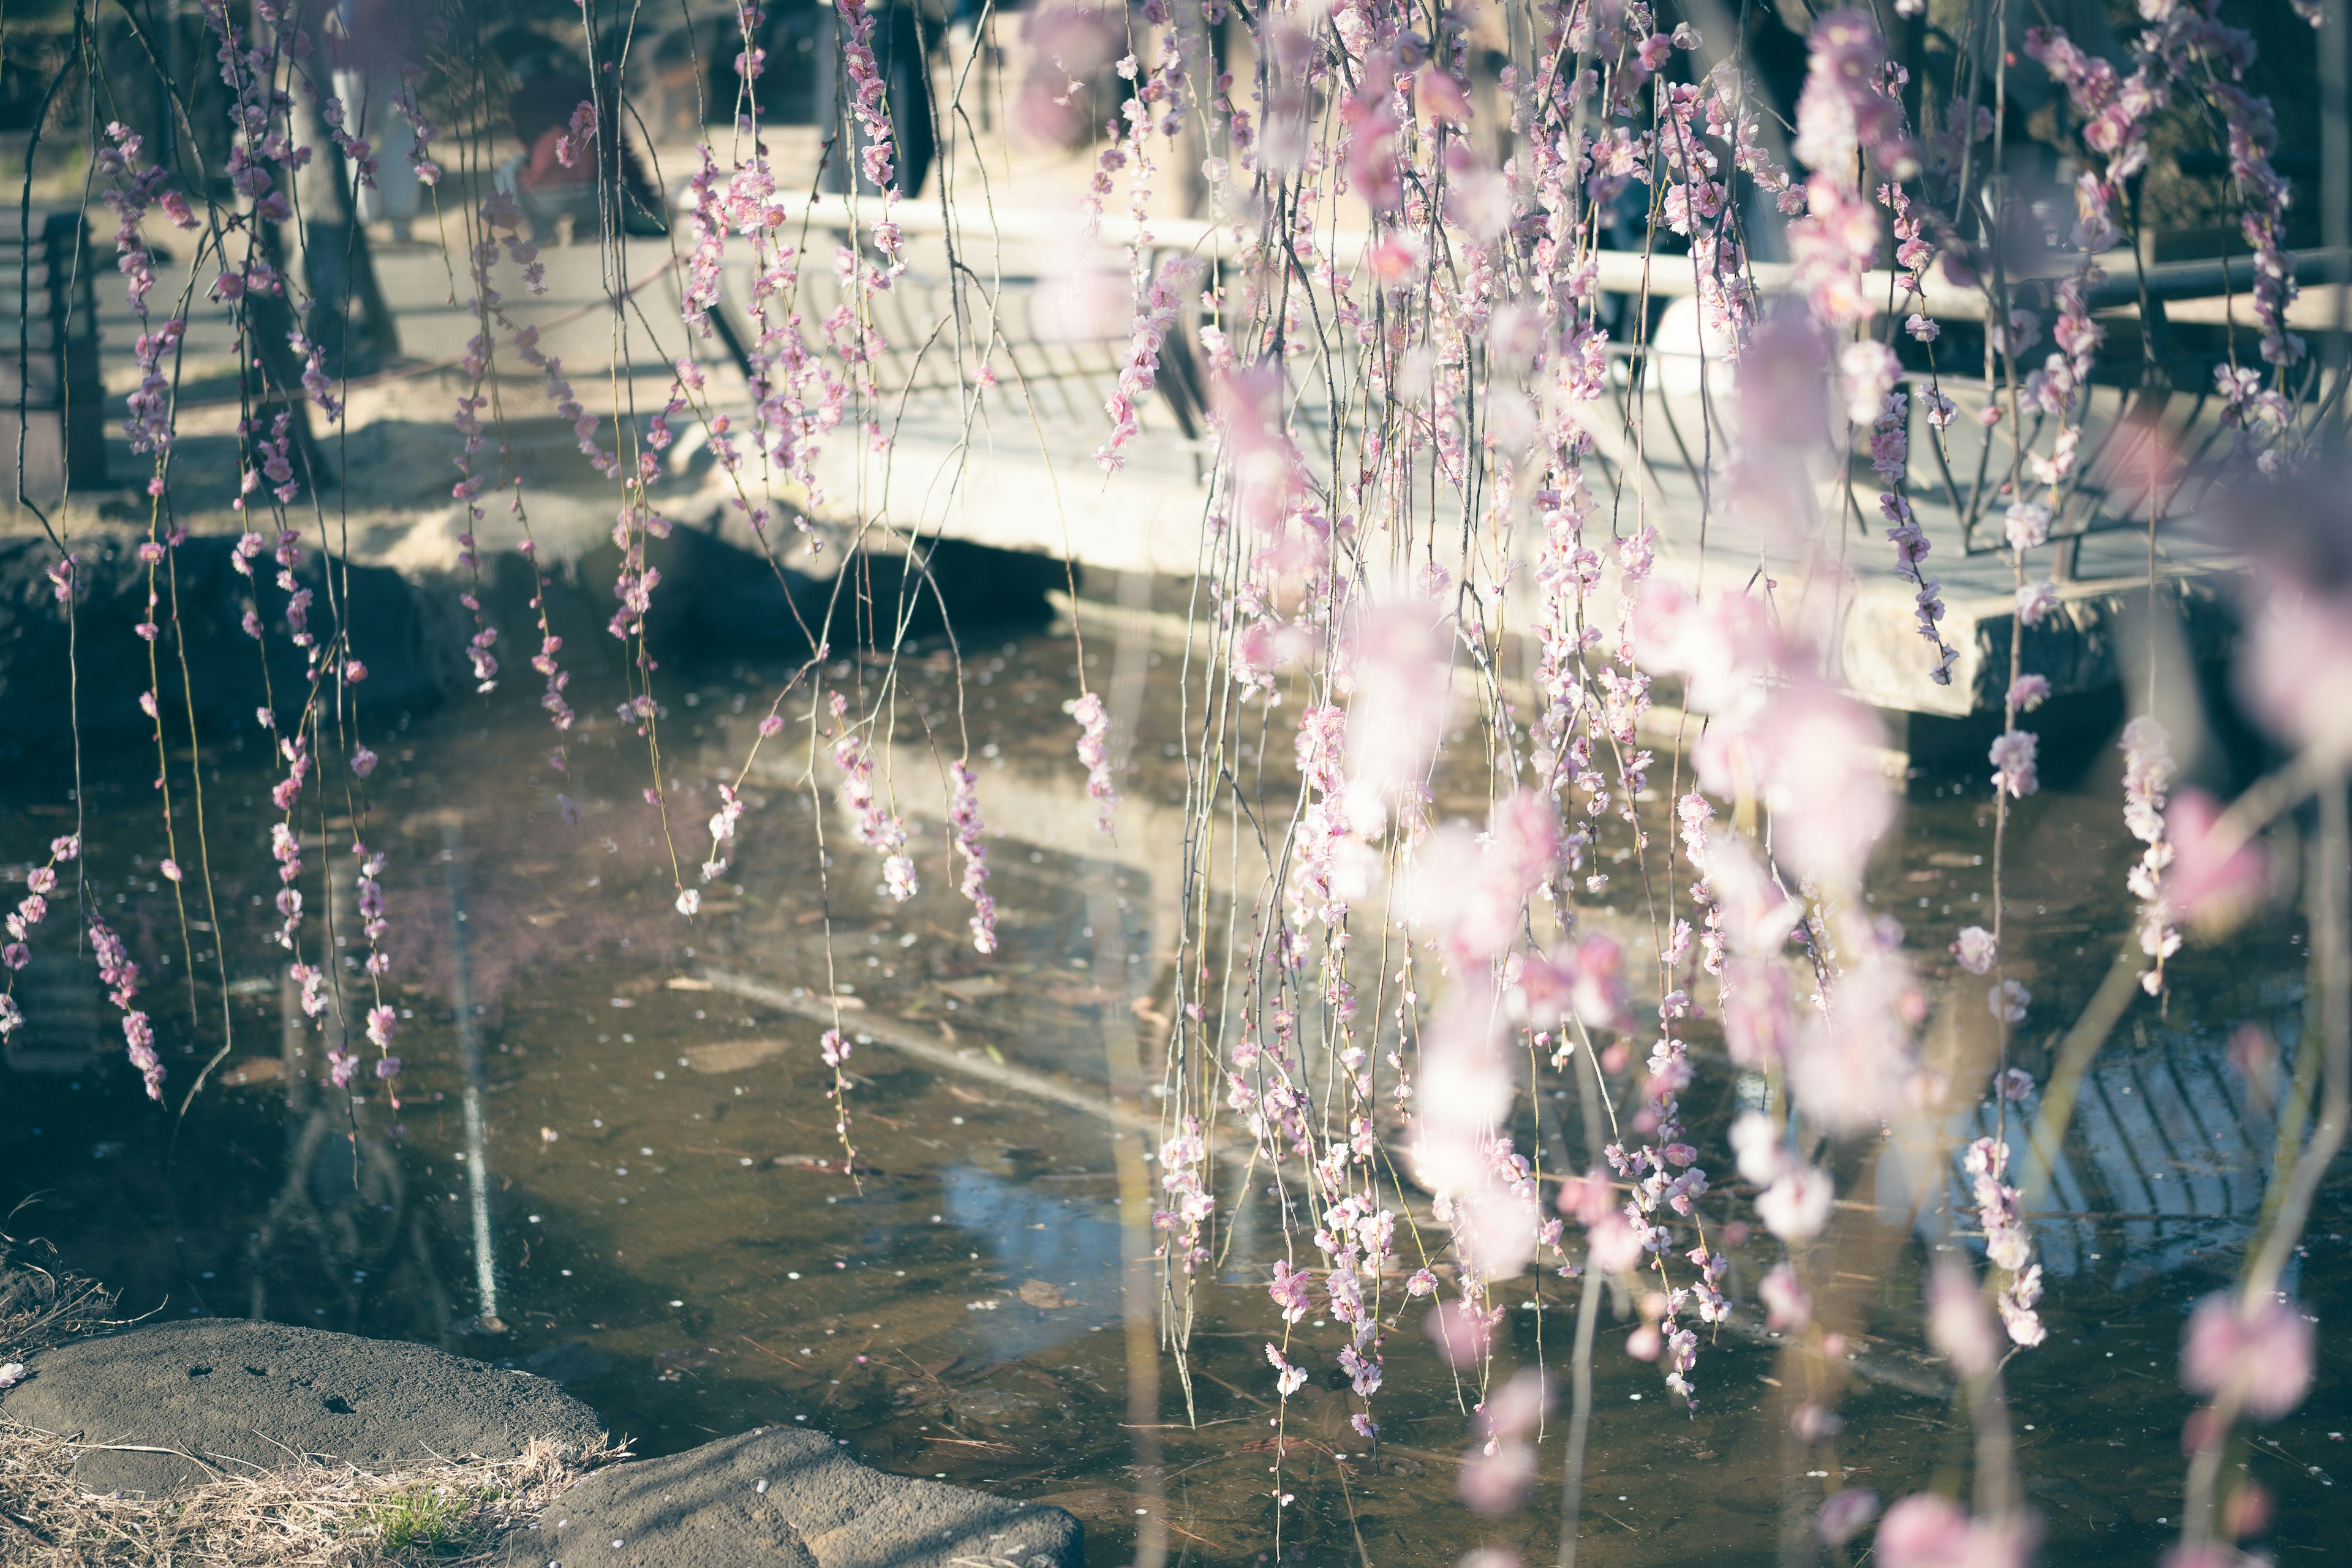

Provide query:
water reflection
left=2069, top=1016, right=2303, bottom=1289
left=1880, top=1004, right=2308, bottom=1294
left=937, top=1166, right=1120, bottom=1360
left=1, top=621, right=2343, bottom=1566
left=244, top=963, right=454, bottom=1338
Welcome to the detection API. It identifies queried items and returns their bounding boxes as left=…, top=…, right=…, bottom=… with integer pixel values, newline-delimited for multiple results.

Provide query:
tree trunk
left=290, top=42, right=399, bottom=377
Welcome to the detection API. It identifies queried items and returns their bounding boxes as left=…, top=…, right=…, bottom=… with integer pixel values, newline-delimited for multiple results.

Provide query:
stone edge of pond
left=486, top=1423, right=1085, bottom=1568
left=0, top=1314, right=1082, bottom=1567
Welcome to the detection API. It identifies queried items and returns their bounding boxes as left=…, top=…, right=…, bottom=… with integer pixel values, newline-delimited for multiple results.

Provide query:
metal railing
left=729, top=196, right=2347, bottom=562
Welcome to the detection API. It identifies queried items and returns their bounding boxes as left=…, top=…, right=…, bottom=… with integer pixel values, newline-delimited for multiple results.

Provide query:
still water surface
left=3, top=626, right=2345, bottom=1565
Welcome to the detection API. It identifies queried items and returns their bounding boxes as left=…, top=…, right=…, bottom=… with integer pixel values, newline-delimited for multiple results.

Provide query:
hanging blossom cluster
left=1943, top=494, right=2059, bottom=1351
left=1090, top=32, right=1192, bottom=473
left=2120, top=715, right=2181, bottom=992
left=96, top=124, right=197, bottom=466
left=946, top=762, right=996, bottom=954
left=678, top=138, right=843, bottom=532
left=90, top=919, right=161, bottom=1102
left=1066, top=692, right=1117, bottom=832
left=8, top=0, right=401, bottom=1125
left=1992, top=502, right=2053, bottom=810
left=450, top=192, right=561, bottom=697
left=0, top=837, right=80, bottom=1039
left=1096, top=257, right=1202, bottom=472
left=350, top=834, right=399, bottom=1090
left=829, top=693, right=915, bottom=901
left=2027, top=5, right=2305, bottom=467
left=192, top=0, right=348, bottom=467
left=1788, top=13, right=1958, bottom=685
left=1964, top=1124, right=2046, bottom=1348
left=1125, top=0, right=1972, bottom=1467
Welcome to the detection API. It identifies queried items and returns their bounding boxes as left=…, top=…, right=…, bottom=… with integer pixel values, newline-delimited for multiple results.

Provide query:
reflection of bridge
left=1879, top=1000, right=2304, bottom=1291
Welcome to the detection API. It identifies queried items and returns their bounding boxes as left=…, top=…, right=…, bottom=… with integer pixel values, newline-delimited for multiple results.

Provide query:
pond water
left=2, top=612, right=2345, bottom=1566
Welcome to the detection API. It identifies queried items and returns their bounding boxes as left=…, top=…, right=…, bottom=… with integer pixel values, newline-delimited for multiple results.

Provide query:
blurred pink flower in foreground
left=2239, top=589, right=2352, bottom=761
left=1556, top=1169, right=1615, bottom=1228
left=1343, top=602, right=1453, bottom=836
left=1817, top=1487, right=1880, bottom=1545
left=1403, top=792, right=1557, bottom=964
left=2180, top=1293, right=2314, bottom=1420
left=2160, top=1546, right=2250, bottom=1568
left=1756, top=1166, right=1834, bottom=1239
left=1635, top=581, right=1892, bottom=888
left=1759, top=1262, right=1813, bottom=1330
left=1408, top=995, right=1512, bottom=1191
left=1011, top=4, right=1121, bottom=149
left=1422, top=1297, right=1491, bottom=1368
left=1030, top=260, right=1133, bottom=342
left=1366, top=233, right=1427, bottom=289
left=1459, top=1370, right=1547, bottom=1514
left=1875, top=1493, right=2036, bottom=1568
left=1584, top=1210, right=1645, bottom=1275
left=2163, top=788, right=2266, bottom=925
left=2217, top=462, right=2352, bottom=761
left=1924, top=1265, right=2000, bottom=1379
left=1730, top=1110, right=1791, bottom=1186
left=1509, top=933, right=1630, bottom=1033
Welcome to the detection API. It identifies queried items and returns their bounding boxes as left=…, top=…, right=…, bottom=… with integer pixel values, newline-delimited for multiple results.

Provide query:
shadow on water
left=2, top=610, right=2346, bottom=1566
left=0, top=528, right=1065, bottom=750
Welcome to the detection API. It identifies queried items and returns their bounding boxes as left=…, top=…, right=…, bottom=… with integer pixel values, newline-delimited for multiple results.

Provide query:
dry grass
left=1, top=1238, right=121, bottom=1362
left=0, top=1424, right=620, bottom=1567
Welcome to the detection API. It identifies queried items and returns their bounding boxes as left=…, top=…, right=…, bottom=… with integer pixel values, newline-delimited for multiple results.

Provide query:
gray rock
left=488, top=1426, right=1081, bottom=1568
left=0, top=1318, right=605, bottom=1495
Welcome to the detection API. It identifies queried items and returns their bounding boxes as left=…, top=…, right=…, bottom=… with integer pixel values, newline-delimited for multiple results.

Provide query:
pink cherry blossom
left=1066, top=692, right=1117, bottom=832
left=1817, top=1488, right=1880, bottom=1545
left=1874, top=1494, right=2034, bottom=1568
left=1756, top=1167, right=1834, bottom=1240
left=2181, top=1293, right=2315, bottom=1420
left=1265, top=1341, right=1309, bottom=1398
left=1988, top=731, right=2039, bottom=799
left=1924, top=1267, right=1999, bottom=1379
left=2003, top=503, right=2052, bottom=552
left=1950, top=926, right=1998, bottom=974
left=2165, top=788, right=2267, bottom=924
left=1759, top=1262, right=1814, bottom=1330
left=2016, top=581, right=2061, bottom=627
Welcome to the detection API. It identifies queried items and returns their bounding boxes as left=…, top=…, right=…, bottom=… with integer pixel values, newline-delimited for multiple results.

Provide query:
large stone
left=0, top=1318, right=605, bottom=1496
left=488, top=1426, right=1082, bottom=1568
